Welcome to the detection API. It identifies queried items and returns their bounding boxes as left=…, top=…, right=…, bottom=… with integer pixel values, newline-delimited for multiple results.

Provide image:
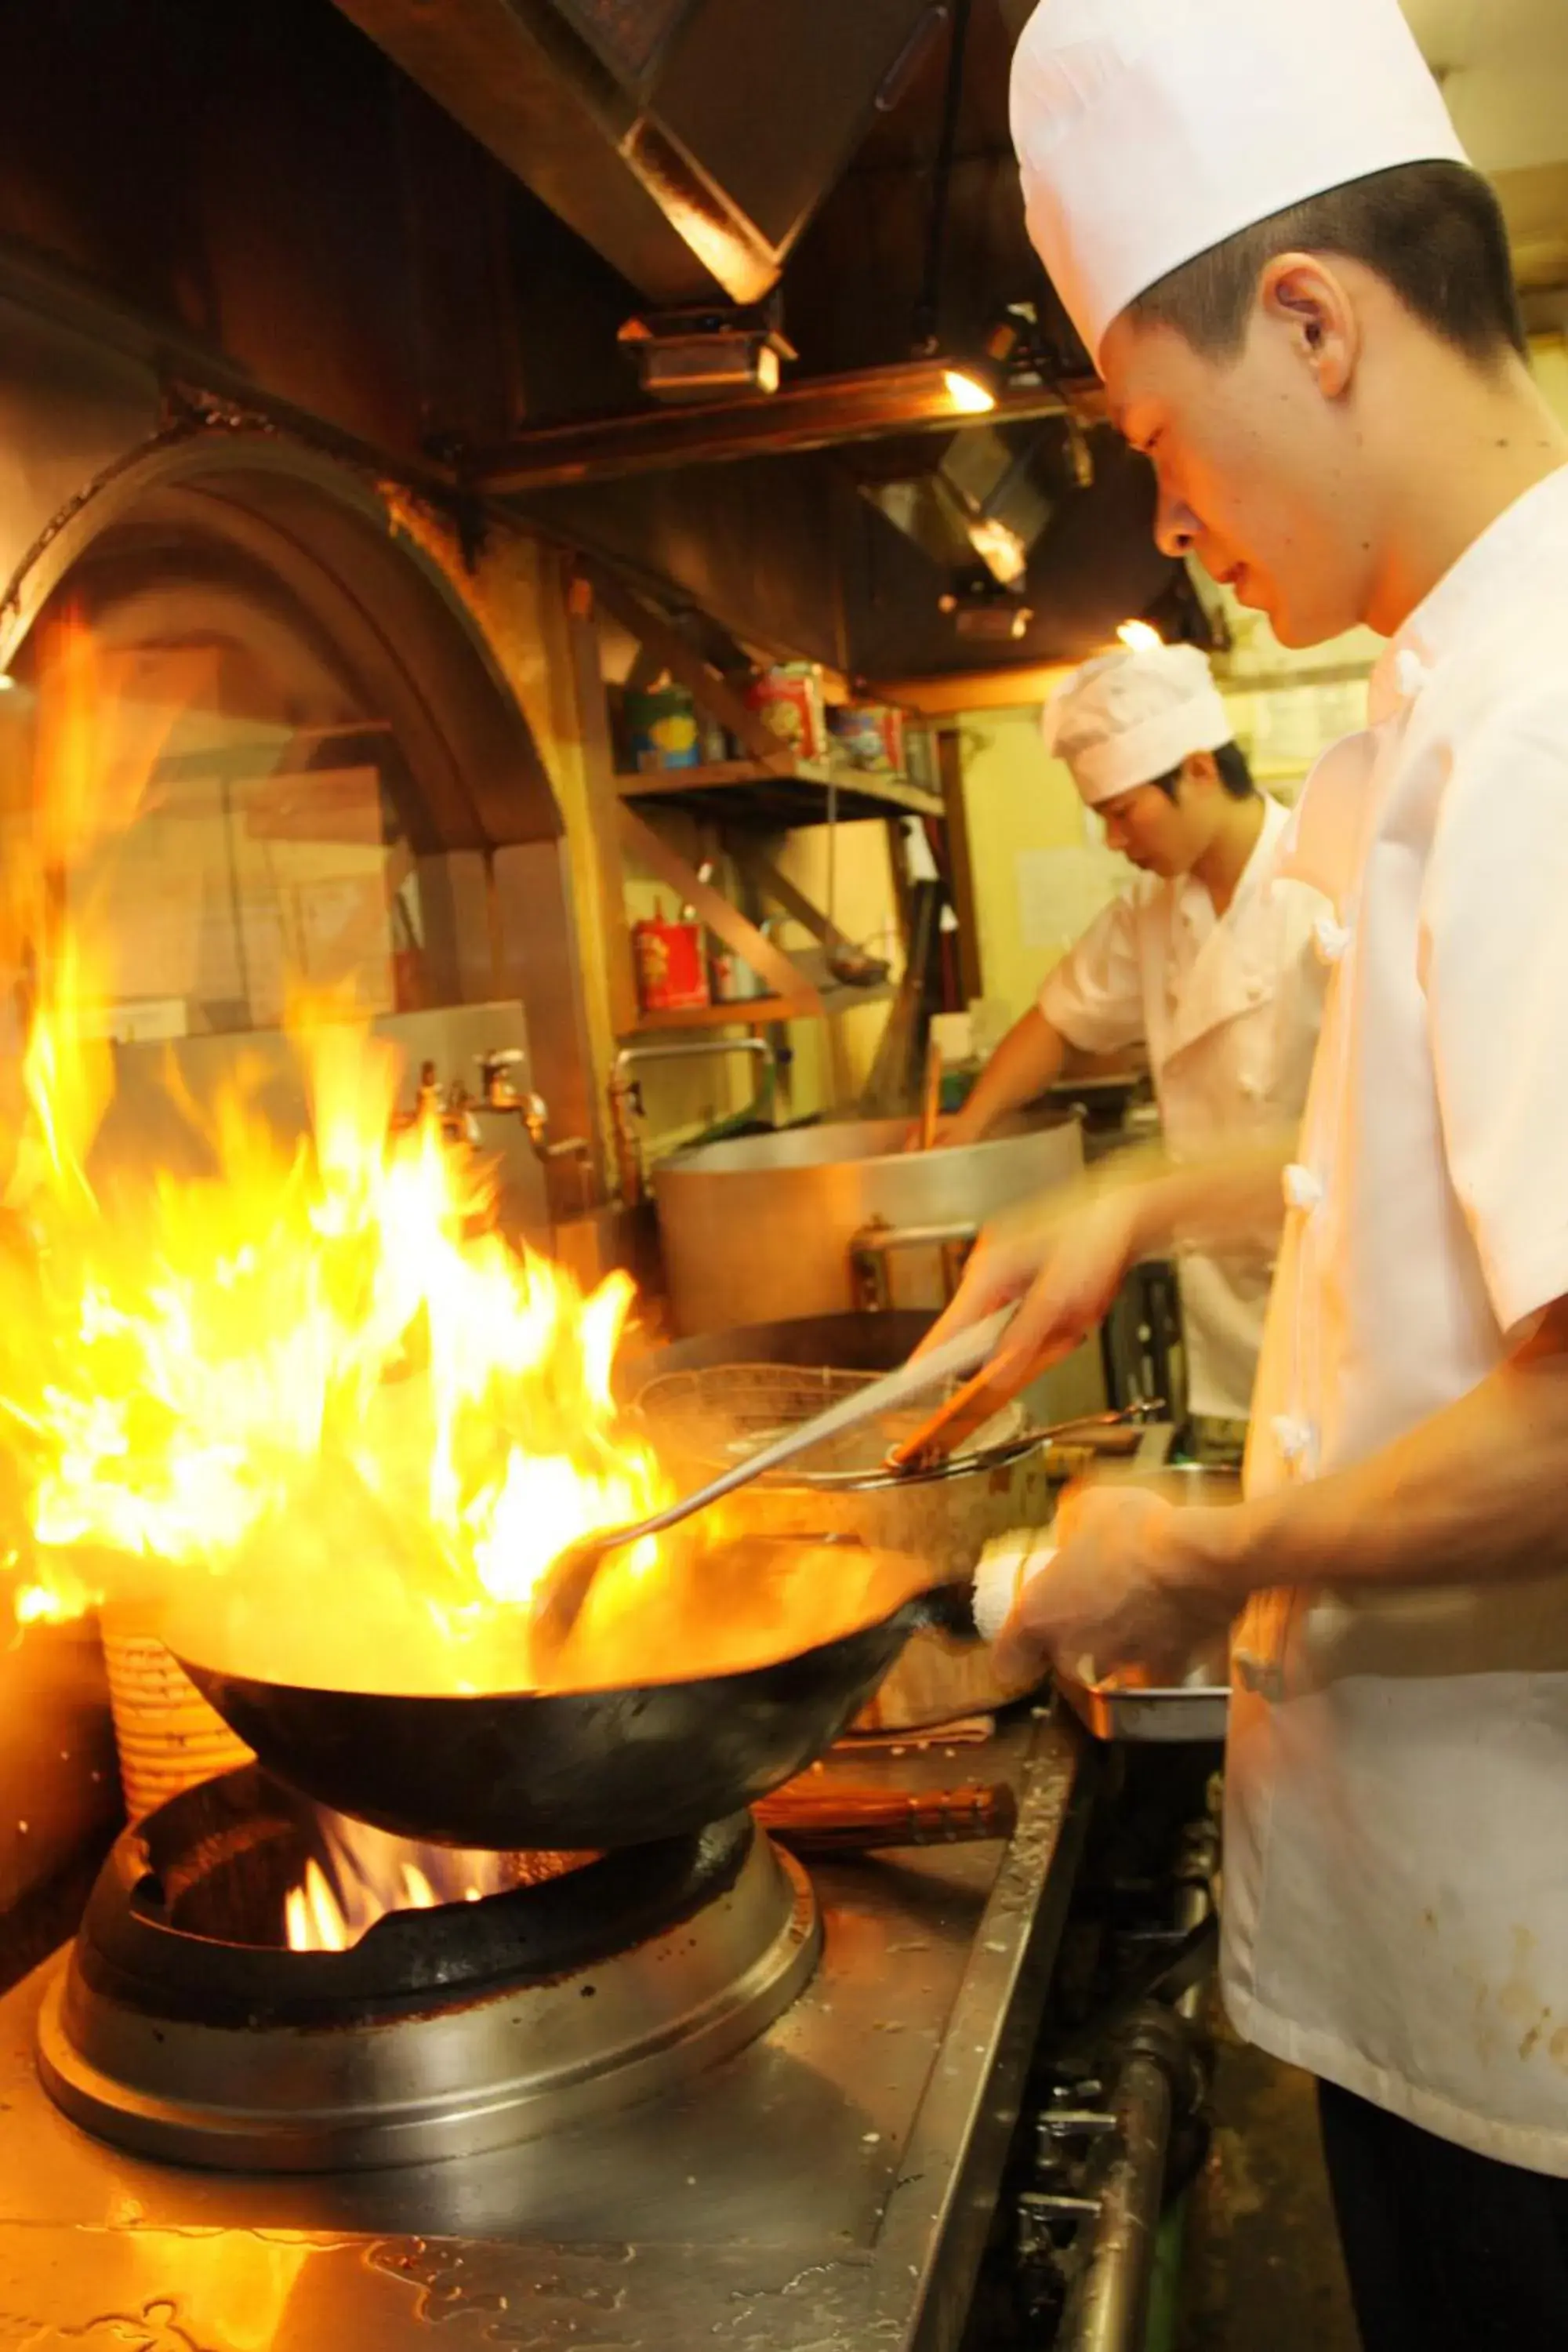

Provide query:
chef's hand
left=902, top=1109, right=983, bottom=1151
left=993, top=1483, right=1240, bottom=1686
left=916, top=1184, right=1142, bottom=1408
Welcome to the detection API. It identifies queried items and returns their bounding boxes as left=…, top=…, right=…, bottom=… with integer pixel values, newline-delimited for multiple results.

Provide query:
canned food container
left=742, top=665, right=827, bottom=762
left=624, top=684, right=702, bottom=773
left=905, top=723, right=938, bottom=790
left=632, top=905, right=710, bottom=1014
left=827, top=702, right=906, bottom=776
left=711, top=947, right=768, bottom=1002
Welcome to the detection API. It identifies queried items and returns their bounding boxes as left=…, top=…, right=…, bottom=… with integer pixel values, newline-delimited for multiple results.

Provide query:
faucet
left=476, top=1048, right=595, bottom=1203
left=390, top=1060, right=481, bottom=1149
left=391, top=1050, right=595, bottom=1212
left=608, top=1036, right=771, bottom=1207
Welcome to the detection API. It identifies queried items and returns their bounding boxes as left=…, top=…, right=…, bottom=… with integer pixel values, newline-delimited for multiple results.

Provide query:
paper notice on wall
left=1250, top=688, right=1323, bottom=770
left=1250, top=679, right=1370, bottom=775
left=1015, top=846, right=1122, bottom=950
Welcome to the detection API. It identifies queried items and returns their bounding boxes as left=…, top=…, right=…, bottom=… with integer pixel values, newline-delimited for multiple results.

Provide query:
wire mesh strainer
left=634, top=1361, right=1026, bottom=1483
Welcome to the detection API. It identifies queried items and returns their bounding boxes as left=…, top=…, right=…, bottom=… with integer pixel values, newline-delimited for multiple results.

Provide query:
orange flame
left=0, top=614, right=915, bottom=1715
left=0, top=616, right=679, bottom=1695
left=281, top=1812, right=586, bottom=1951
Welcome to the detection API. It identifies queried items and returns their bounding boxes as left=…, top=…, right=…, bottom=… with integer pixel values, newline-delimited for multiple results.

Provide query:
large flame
left=0, top=616, right=683, bottom=1694
left=0, top=616, right=921, bottom=1722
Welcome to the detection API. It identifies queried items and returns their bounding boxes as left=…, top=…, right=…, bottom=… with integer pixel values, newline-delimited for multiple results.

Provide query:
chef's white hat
left=1011, top=0, right=1468, bottom=364
left=1044, top=643, right=1232, bottom=805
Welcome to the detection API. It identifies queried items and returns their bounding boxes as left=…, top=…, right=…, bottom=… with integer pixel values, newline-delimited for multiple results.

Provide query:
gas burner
left=38, top=1768, right=818, bottom=2173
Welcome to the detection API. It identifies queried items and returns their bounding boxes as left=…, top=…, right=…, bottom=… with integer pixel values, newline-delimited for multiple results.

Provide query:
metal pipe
left=1061, top=2047, right=1175, bottom=2352
left=608, top=1036, right=771, bottom=1207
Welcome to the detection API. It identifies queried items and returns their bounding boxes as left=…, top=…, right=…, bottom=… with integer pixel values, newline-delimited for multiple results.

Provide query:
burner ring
left=69, top=1769, right=756, bottom=2030
left=39, top=1774, right=819, bottom=2172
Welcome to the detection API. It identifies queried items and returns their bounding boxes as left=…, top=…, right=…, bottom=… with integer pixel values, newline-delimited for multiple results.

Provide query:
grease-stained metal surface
left=0, top=1716, right=1087, bottom=2352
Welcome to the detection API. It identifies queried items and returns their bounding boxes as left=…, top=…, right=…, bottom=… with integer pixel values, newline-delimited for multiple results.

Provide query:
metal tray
left=1057, top=1667, right=1229, bottom=1744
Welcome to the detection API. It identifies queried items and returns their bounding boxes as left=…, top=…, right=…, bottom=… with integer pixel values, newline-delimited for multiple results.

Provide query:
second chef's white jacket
left=1230, top=460, right=1568, bottom=2176
left=1040, top=794, right=1328, bottom=1419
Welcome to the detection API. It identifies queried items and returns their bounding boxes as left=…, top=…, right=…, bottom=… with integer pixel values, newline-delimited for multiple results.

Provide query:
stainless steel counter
left=0, top=1713, right=1088, bottom=2352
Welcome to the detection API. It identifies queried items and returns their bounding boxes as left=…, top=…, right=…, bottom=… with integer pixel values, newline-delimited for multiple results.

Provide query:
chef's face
left=1099, top=296, right=1377, bottom=648
left=1096, top=759, right=1221, bottom=877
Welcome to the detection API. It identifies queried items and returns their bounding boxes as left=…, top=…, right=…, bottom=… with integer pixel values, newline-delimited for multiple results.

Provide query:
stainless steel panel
left=94, top=1002, right=553, bottom=1242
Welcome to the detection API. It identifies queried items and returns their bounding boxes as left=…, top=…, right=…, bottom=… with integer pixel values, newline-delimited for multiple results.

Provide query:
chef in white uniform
left=931, top=0, right=1568, bottom=2339
left=938, top=641, right=1326, bottom=1434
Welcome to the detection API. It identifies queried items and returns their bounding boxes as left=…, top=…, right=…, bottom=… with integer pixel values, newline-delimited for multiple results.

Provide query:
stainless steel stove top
left=0, top=1715, right=1086, bottom=2352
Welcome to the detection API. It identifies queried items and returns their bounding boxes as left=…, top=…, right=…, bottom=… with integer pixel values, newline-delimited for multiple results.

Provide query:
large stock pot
left=652, top=1111, right=1084, bottom=1335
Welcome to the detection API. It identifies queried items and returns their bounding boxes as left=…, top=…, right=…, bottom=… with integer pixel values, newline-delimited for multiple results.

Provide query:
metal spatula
left=530, top=1306, right=1014, bottom=1658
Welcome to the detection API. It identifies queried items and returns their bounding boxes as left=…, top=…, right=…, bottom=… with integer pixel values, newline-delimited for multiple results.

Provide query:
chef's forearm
left=1178, top=1312, right=1568, bottom=1606
left=1110, top=1134, right=1294, bottom=1257
left=953, top=1007, right=1069, bottom=1138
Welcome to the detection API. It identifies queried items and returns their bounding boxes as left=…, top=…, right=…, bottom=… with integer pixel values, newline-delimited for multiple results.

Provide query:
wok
left=173, top=1577, right=978, bottom=1852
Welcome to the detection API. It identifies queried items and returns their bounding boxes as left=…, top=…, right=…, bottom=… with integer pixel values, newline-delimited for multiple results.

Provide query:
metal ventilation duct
left=331, top=0, right=949, bottom=305
left=860, top=423, right=1066, bottom=586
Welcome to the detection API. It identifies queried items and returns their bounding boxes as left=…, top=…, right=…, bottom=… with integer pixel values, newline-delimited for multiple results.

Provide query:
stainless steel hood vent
left=332, top=0, right=948, bottom=306
left=861, top=421, right=1069, bottom=587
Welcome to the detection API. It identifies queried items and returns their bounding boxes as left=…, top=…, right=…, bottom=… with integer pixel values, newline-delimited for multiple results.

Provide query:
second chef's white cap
left=1044, top=642, right=1231, bottom=807
left=1010, top=0, right=1469, bottom=365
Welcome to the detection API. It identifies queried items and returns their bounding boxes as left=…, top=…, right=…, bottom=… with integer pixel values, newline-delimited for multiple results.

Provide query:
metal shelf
left=625, top=983, right=893, bottom=1040
left=615, top=759, right=943, bottom=826
left=622, top=980, right=897, bottom=1036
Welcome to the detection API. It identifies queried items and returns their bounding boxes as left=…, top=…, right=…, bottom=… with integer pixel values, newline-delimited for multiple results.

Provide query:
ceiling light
left=966, top=516, right=1029, bottom=586
left=1117, top=620, right=1163, bottom=651
left=942, top=367, right=996, bottom=416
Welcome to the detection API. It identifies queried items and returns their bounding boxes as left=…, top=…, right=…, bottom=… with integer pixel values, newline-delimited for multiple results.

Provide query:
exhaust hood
left=859, top=421, right=1070, bottom=587
left=331, top=0, right=948, bottom=306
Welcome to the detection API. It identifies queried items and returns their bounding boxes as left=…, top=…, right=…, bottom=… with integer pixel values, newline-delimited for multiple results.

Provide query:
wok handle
left=753, top=1779, right=1016, bottom=1852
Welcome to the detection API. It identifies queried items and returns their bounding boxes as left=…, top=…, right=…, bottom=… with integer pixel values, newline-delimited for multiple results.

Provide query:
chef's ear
left=1258, top=252, right=1359, bottom=399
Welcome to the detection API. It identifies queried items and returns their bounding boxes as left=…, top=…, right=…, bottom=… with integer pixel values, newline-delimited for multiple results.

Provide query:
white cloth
left=1228, top=460, right=1568, bottom=2176
left=1044, top=644, right=1232, bottom=806
left=1009, top=0, right=1468, bottom=361
left=1040, top=795, right=1327, bottom=1418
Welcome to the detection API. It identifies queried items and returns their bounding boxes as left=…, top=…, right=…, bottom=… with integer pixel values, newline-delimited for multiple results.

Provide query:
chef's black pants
left=1318, top=2078, right=1568, bottom=2350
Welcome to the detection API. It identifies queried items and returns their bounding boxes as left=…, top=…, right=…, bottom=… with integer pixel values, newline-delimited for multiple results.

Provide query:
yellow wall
left=1535, top=330, right=1568, bottom=430
left=959, top=706, right=1121, bottom=1025
left=956, top=610, right=1397, bottom=1022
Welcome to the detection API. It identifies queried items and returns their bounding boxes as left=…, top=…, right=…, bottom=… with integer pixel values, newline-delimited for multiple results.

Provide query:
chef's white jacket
left=1229, top=460, right=1568, bottom=2175
left=1040, top=795, right=1327, bottom=1418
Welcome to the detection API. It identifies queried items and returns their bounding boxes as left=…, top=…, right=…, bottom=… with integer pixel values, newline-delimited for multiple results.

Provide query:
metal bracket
left=848, top=1214, right=976, bottom=1312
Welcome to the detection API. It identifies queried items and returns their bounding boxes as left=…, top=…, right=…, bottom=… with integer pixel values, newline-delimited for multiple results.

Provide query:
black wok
left=174, top=1581, right=976, bottom=1851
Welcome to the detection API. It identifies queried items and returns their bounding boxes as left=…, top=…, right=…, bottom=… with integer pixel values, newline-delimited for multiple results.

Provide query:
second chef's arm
left=931, top=1007, right=1071, bottom=1146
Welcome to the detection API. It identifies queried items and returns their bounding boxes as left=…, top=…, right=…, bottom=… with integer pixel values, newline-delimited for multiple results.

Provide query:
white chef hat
left=1011, top=0, right=1468, bottom=364
left=1043, top=643, right=1231, bottom=805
